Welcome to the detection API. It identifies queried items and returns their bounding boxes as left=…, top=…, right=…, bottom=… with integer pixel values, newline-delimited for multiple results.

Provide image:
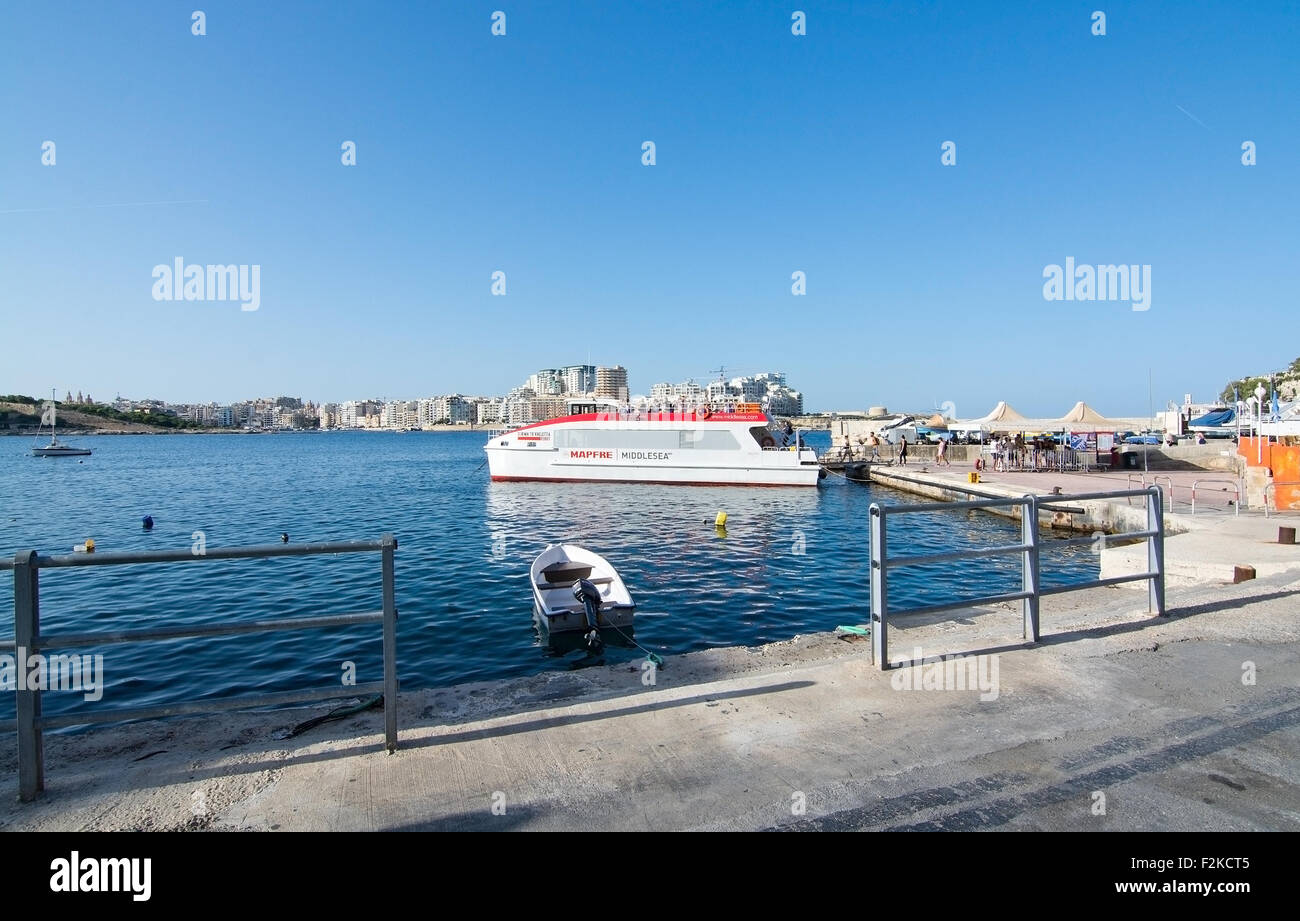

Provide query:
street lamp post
left=1255, top=383, right=1267, bottom=465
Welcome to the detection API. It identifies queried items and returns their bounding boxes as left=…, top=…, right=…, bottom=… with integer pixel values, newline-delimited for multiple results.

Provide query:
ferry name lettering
left=619, top=451, right=671, bottom=461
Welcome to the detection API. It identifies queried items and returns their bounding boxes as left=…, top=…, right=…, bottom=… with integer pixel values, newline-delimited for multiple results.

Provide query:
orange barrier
left=1240, top=439, right=1300, bottom=510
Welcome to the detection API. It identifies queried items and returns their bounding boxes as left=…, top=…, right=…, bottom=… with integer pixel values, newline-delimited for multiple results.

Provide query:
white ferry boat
left=485, top=400, right=822, bottom=486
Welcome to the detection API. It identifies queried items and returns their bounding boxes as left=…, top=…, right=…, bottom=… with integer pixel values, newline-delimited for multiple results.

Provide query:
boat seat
left=536, top=577, right=613, bottom=590
left=544, top=602, right=634, bottom=615
left=540, top=562, right=594, bottom=583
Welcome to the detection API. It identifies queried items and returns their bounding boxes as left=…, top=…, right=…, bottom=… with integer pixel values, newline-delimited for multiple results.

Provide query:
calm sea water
left=0, top=430, right=1096, bottom=723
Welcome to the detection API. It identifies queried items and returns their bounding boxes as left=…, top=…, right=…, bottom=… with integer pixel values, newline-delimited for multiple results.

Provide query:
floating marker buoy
left=280, top=532, right=289, bottom=543
left=74, top=538, right=97, bottom=553
left=714, top=511, right=727, bottom=528
left=142, top=515, right=154, bottom=530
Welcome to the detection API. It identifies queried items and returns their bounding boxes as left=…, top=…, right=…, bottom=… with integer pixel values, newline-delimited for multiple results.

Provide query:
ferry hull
left=485, top=410, right=821, bottom=486
left=491, top=469, right=819, bottom=486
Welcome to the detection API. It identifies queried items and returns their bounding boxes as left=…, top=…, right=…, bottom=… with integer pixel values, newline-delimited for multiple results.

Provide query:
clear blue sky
left=2, top=1, right=1296, bottom=416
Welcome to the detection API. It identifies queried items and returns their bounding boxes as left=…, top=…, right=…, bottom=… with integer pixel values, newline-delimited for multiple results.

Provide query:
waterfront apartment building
left=340, top=400, right=380, bottom=428
left=382, top=400, right=419, bottom=429
left=650, top=379, right=708, bottom=407
left=690, top=372, right=805, bottom=415
left=475, top=400, right=502, bottom=425
left=417, top=395, right=473, bottom=426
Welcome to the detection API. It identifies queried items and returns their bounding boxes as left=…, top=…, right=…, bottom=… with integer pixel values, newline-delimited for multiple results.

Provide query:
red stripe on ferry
left=504, top=411, right=766, bottom=435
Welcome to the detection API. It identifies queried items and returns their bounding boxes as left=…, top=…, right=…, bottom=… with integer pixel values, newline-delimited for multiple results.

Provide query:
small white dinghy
left=530, top=544, right=635, bottom=638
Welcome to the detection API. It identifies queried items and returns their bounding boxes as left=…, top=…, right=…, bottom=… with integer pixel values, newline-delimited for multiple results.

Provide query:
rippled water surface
left=0, top=431, right=1097, bottom=721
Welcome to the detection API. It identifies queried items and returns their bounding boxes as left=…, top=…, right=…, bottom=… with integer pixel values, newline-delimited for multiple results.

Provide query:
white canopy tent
left=949, top=401, right=1057, bottom=434
left=1050, top=401, right=1123, bottom=434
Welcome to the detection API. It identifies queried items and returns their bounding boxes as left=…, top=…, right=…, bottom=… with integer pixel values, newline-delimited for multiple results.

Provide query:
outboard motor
left=572, top=578, right=605, bottom=651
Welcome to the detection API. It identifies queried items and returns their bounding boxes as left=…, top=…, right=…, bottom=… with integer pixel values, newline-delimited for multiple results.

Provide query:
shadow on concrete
left=67, top=679, right=819, bottom=794
left=400, top=679, right=815, bottom=751
left=875, top=586, right=1300, bottom=669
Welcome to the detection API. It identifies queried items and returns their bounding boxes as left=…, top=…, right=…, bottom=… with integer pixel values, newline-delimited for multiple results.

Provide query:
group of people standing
left=989, top=433, right=1065, bottom=472
left=838, top=432, right=955, bottom=466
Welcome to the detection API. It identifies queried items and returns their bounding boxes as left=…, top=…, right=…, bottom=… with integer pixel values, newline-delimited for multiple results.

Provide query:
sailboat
left=32, top=390, right=92, bottom=457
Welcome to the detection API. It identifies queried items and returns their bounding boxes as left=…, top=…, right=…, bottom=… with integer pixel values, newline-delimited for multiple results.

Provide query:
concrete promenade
left=2, top=569, right=1297, bottom=831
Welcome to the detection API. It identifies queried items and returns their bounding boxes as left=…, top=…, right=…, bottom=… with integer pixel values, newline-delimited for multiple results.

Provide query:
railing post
left=14, top=551, right=44, bottom=801
left=870, top=505, right=888, bottom=670
left=1146, top=487, right=1167, bottom=616
left=381, top=534, right=399, bottom=751
left=1022, top=496, right=1041, bottom=641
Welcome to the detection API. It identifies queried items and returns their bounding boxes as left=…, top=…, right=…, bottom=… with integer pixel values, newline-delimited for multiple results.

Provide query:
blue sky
left=2, top=1, right=1296, bottom=415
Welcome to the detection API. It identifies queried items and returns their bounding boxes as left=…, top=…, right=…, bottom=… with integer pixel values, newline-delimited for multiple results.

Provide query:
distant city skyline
left=4, top=3, right=1296, bottom=416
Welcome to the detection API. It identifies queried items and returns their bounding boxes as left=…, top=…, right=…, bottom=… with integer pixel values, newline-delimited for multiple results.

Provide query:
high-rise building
left=596, top=366, right=628, bottom=402
left=527, top=369, right=564, bottom=396
left=561, top=365, right=596, bottom=394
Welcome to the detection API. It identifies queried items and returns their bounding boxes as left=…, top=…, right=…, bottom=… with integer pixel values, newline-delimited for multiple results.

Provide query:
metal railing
left=1154, top=475, right=1175, bottom=509
left=868, top=487, right=1165, bottom=670
left=1191, top=479, right=1241, bottom=516
left=1126, top=473, right=1174, bottom=510
left=2, top=535, right=399, bottom=802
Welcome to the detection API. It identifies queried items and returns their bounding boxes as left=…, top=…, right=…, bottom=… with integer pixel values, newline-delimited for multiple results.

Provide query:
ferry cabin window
left=678, top=430, right=739, bottom=450
left=555, top=430, right=739, bottom=450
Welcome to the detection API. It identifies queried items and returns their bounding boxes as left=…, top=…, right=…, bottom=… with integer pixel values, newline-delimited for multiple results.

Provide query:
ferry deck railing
left=1, top=535, right=399, bottom=802
left=868, top=487, right=1165, bottom=670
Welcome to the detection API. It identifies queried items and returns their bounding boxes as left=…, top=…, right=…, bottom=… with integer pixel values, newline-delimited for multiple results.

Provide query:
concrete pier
left=852, top=464, right=1300, bottom=587
left=1, top=571, right=1297, bottom=831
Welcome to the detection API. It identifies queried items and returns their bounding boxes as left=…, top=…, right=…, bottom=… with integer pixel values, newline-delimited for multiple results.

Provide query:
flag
left=40, top=402, right=56, bottom=426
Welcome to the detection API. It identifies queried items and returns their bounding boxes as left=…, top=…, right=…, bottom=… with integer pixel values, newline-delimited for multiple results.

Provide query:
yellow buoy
left=84, top=538, right=96, bottom=553
left=715, top=511, right=727, bottom=528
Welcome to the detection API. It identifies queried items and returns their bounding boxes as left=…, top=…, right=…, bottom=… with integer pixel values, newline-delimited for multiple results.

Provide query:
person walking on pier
left=937, top=435, right=950, bottom=466
left=898, top=434, right=909, bottom=465
left=868, top=433, right=882, bottom=462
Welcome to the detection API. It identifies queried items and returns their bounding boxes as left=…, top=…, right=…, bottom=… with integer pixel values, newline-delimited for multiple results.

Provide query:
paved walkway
left=3, top=573, right=1298, bottom=831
